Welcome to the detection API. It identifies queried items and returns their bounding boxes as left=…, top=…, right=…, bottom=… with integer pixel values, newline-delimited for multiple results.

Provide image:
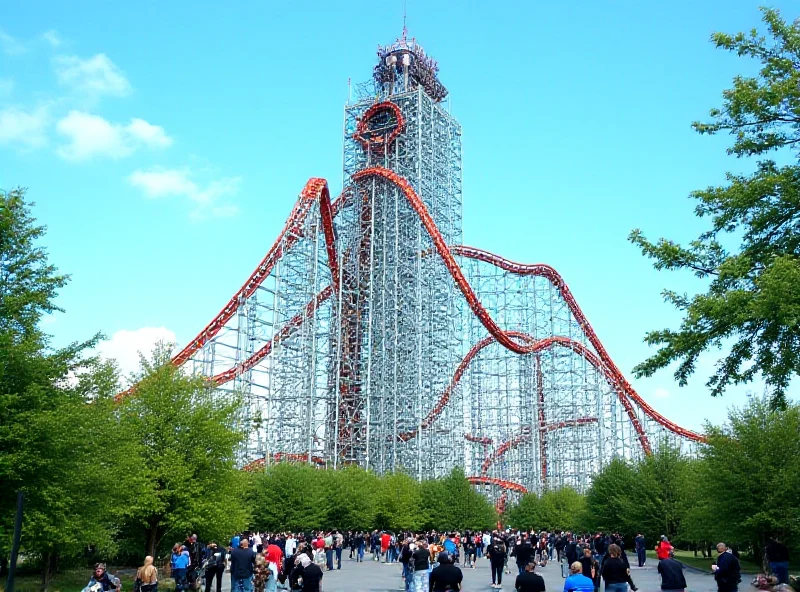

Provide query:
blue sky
left=2, top=1, right=797, bottom=433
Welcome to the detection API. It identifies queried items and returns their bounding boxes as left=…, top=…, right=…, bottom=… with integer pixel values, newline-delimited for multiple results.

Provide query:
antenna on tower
left=402, top=0, right=408, bottom=40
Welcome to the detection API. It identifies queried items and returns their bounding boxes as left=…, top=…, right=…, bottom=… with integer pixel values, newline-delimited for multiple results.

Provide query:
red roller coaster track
left=150, top=166, right=702, bottom=490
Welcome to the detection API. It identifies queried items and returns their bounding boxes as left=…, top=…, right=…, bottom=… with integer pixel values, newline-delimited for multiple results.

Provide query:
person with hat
left=429, top=552, right=462, bottom=592
left=85, top=563, right=119, bottom=592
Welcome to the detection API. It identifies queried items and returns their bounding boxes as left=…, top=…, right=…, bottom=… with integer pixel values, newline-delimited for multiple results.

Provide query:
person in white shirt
left=285, top=534, right=297, bottom=557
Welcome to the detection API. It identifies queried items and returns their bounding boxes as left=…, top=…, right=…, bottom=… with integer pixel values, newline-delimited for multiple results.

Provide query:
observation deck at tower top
left=373, top=33, right=448, bottom=102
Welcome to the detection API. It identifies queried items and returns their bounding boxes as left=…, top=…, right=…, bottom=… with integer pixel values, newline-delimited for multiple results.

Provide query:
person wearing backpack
left=488, top=537, right=507, bottom=589
left=204, top=543, right=226, bottom=592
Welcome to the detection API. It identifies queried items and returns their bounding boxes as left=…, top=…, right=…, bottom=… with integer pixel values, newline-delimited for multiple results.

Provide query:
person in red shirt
left=656, top=536, right=673, bottom=560
left=380, top=532, right=391, bottom=563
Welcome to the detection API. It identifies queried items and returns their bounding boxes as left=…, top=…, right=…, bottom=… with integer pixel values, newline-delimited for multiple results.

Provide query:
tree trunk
left=146, top=522, right=160, bottom=558
left=40, top=552, right=58, bottom=591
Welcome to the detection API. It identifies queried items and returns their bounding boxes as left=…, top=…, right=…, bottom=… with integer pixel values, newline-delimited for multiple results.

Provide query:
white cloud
left=55, top=110, right=172, bottom=161
left=0, top=31, right=26, bottom=56
left=129, top=167, right=241, bottom=219
left=53, top=54, right=130, bottom=98
left=126, top=118, right=173, bottom=148
left=96, top=327, right=177, bottom=381
left=0, top=105, right=50, bottom=149
left=652, top=387, right=670, bottom=399
left=40, top=30, right=62, bottom=48
left=56, top=111, right=130, bottom=160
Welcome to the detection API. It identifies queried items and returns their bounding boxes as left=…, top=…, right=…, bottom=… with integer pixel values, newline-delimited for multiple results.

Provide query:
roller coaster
left=148, top=33, right=703, bottom=502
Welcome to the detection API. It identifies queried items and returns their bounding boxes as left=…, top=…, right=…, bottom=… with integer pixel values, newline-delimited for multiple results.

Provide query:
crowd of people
left=84, top=528, right=785, bottom=592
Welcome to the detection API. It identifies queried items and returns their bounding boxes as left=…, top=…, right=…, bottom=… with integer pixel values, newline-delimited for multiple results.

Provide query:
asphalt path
left=215, top=553, right=722, bottom=592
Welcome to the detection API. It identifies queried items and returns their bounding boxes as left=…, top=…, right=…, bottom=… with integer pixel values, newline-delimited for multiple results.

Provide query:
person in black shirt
left=293, top=553, right=323, bottom=592
left=579, top=548, right=599, bottom=592
left=488, top=537, right=507, bottom=588
left=657, top=557, right=687, bottom=591
left=765, top=538, right=790, bottom=585
left=515, top=562, right=546, bottom=592
left=430, top=552, right=462, bottom=592
left=713, top=543, right=741, bottom=592
left=514, top=537, right=534, bottom=575
left=412, top=540, right=431, bottom=592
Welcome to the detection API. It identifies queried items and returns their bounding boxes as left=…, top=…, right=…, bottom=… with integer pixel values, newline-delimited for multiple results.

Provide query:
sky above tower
left=1, top=0, right=797, bottom=432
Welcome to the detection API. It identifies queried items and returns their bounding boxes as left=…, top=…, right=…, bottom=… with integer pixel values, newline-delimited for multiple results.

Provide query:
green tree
left=583, top=458, right=638, bottom=534
left=421, top=468, right=496, bottom=531
left=629, top=8, right=800, bottom=408
left=506, top=488, right=586, bottom=532
left=0, top=189, right=129, bottom=588
left=374, top=472, right=422, bottom=531
left=117, top=346, right=250, bottom=557
left=251, top=463, right=328, bottom=532
left=691, top=397, right=800, bottom=559
left=321, top=466, right=377, bottom=531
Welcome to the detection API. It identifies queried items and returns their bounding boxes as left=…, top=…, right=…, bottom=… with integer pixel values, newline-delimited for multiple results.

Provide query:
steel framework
left=134, top=34, right=704, bottom=501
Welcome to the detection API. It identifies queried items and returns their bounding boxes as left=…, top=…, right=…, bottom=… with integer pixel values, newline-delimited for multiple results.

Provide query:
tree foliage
left=629, top=8, right=800, bottom=408
left=250, top=465, right=496, bottom=533
left=0, top=189, right=129, bottom=587
left=504, top=487, right=586, bottom=532
left=582, top=448, right=694, bottom=546
left=117, top=346, right=251, bottom=557
left=687, top=397, right=800, bottom=556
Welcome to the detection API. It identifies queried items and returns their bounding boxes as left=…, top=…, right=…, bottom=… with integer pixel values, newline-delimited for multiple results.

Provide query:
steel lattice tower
left=160, top=34, right=704, bottom=503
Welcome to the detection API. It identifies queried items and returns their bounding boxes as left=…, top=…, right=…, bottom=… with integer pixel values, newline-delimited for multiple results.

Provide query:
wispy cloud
left=652, top=387, right=670, bottom=398
left=128, top=167, right=241, bottom=220
left=40, top=30, right=62, bottom=48
left=55, top=111, right=172, bottom=161
left=0, top=31, right=27, bottom=56
left=53, top=54, right=131, bottom=99
left=0, top=105, right=50, bottom=149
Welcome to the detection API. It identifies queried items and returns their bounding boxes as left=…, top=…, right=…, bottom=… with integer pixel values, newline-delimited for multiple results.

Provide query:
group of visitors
left=85, top=527, right=786, bottom=592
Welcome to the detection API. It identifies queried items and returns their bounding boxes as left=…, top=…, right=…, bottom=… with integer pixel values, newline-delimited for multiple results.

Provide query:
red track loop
left=480, top=417, right=598, bottom=475
left=465, top=434, right=493, bottom=445
left=148, top=167, right=702, bottom=471
left=467, top=476, right=529, bottom=494
left=353, top=101, right=405, bottom=154
left=242, top=453, right=326, bottom=472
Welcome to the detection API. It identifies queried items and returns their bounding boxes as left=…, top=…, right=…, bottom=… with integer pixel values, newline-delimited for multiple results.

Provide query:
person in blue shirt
left=564, top=562, right=594, bottom=592
left=172, top=544, right=191, bottom=592
left=443, top=535, right=457, bottom=556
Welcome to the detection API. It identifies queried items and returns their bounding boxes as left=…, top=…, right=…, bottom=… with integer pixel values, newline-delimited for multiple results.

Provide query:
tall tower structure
left=171, top=33, right=705, bottom=502
left=332, top=34, right=465, bottom=477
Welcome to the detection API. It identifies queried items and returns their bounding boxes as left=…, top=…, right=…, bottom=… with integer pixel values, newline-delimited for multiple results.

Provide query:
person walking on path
left=293, top=553, right=323, bottom=592
left=634, top=535, right=646, bottom=568
left=601, top=544, right=638, bottom=592
left=230, top=539, right=257, bottom=592
left=172, top=545, right=191, bottom=592
left=203, top=543, right=225, bottom=592
left=515, top=562, right=545, bottom=592
left=429, top=552, right=463, bottom=592
left=657, top=555, right=687, bottom=592
left=656, top=537, right=673, bottom=561
left=712, top=543, right=741, bottom=592
left=412, top=539, right=431, bottom=592
left=488, top=536, right=507, bottom=589
left=765, top=537, right=790, bottom=585
left=563, top=562, right=593, bottom=592
left=136, top=556, right=159, bottom=592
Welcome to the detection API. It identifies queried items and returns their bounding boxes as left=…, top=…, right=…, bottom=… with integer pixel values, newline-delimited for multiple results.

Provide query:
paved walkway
left=217, top=554, right=721, bottom=592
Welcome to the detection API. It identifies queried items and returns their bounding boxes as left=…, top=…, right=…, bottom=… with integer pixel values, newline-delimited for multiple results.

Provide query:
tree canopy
left=629, top=8, right=800, bottom=408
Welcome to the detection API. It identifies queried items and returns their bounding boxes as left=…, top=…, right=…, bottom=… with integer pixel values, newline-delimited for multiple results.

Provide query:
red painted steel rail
left=131, top=167, right=703, bottom=482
